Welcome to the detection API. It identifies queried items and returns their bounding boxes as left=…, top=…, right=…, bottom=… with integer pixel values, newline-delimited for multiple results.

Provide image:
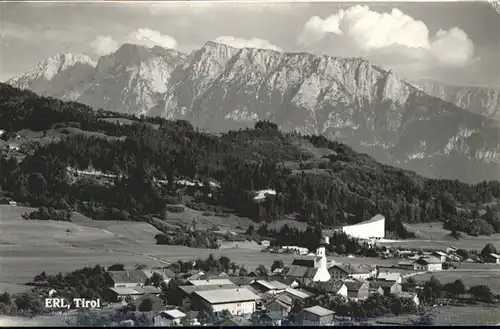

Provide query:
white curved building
left=342, top=214, right=385, bottom=239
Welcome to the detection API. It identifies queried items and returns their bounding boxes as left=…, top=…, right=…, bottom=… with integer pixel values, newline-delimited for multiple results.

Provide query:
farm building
left=341, top=214, right=385, bottom=239
left=431, top=251, right=447, bottom=263
left=329, top=264, right=375, bottom=280
left=344, top=280, right=369, bottom=300
left=266, top=294, right=293, bottom=316
left=413, top=257, right=442, bottom=271
left=376, top=271, right=403, bottom=283
left=193, top=287, right=260, bottom=316
left=105, top=270, right=148, bottom=288
left=369, top=281, right=402, bottom=296
left=296, top=306, right=335, bottom=326
left=153, top=309, right=186, bottom=326
left=251, top=280, right=288, bottom=294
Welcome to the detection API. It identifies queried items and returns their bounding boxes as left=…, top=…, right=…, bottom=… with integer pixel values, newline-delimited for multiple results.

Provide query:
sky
left=1, top=1, right=499, bottom=87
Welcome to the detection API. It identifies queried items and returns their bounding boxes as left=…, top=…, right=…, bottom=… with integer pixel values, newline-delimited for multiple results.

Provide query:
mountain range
left=7, top=42, right=500, bottom=183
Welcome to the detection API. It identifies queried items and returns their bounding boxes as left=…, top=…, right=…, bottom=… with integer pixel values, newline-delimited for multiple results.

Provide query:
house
left=369, top=281, right=402, bottom=296
left=285, top=239, right=331, bottom=283
left=313, top=280, right=348, bottom=298
left=446, top=246, right=457, bottom=254
left=296, top=305, right=335, bottom=326
left=397, top=261, right=416, bottom=271
left=177, top=283, right=236, bottom=308
left=103, top=287, right=145, bottom=303
left=398, top=292, right=420, bottom=307
left=413, top=257, right=443, bottom=271
left=343, top=280, right=369, bottom=300
left=142, top=268, right=175, bottom=287
left=376, top=271, right=403, bottom=283
left=106, top=270, right=148, bottom=288
left=483, top=253, right=500, bottom=264
left=256, top=311, right=283, bottom=326
left=193, top=288, right=260, bottom=316
left=284, top=287, right=313, bottom=301
left=214, top=317, right=254, bottom=326
left=188, top=278, right=235, bottom=286
left=153, top=309, right=186, bottom=326
left=261, top=240, right=271, bottom=248
left=431, top=251, right=447, bottom=263
left=266, top=294, right=293, bottom=316
left=251, top=280, right=288, bottom=294
left=329, top=264, right=375, bottom=280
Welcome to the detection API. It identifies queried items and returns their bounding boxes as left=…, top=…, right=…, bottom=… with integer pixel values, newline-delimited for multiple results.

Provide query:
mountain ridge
left=7, top=41, right=500, bottom=183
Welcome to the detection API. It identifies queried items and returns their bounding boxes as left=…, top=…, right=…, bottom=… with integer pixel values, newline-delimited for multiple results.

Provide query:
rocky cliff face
left=8, top=44, right=187, bottom=116
left=412, top=79, right=500, bottom=122
left=8, top=42, right=500, bottom=183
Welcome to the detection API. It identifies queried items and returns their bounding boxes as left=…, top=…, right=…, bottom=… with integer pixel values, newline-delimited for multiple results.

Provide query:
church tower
left=315, top=237, right=328, bottom=270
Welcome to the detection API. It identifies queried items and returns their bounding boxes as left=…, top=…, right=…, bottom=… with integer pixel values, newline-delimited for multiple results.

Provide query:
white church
left=285, top=237, right=332, bottom=283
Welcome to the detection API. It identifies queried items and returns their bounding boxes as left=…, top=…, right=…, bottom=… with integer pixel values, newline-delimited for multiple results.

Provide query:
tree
left=469, top=285, right=493, bottom=302
left=238, top=267, right=248, bottom=276
left=480, top=243, right=498, bottom=258
left=107, top=263, right=125, bottom=271
left=255, top=264, right=268, bottom=277
left=220, top=309, right=232, bottom=319
left=14, top=293, right=43, bottom=314
left=135, top=264, right=147, bottom=270
left=422, top=276, right=443, bottom=303
left=149, top=272, right=164, bottom=287
left=138, top=297, right=153, bottom=312
left=271, top=260, right=284, bottom=272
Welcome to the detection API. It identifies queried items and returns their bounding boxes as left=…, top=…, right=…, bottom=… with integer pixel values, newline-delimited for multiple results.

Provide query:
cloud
left=214, top=36, right=282, bottom=51
left=90, top=36, right=119, bottom=56
left=125, top=28, right=177, bottom=49
left=299, top=5, right=477, bottom=68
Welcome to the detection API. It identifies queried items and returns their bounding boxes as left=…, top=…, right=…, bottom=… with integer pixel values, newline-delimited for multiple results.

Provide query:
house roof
left=108, top=287, right=144, bottom=295
left=227, top=277, right=255, bottom=286
left=292, top=259, right=315, bottom=268
left=286, top=265, right=318, bottom=278
left=302, top=305, right=334, bottom=317
left=156, top=309, right=186, bottom=319
left=107, top=270, right=148, bottom=284
left=330, top=264, right=374, bottom=274
left=215, top=317, right=254, bottom=326
left=134, top=286, right=162, bottom=294
left=414, top=257, right=442, bottom=265
left=370, top=280, right=399, bottom=289
left=189, top=279, right=235, bottom=286
left=254, top=280, right=288, bottom=291
left=285, top=288, right=311, bottom=300
left=272, top=293, right=294, bottom=306
left=489, top=253, right=500, bottom=259
left=178, top=284, right=236, bottom=295
left=194, top=288, right=261, bottom=304
left=343, top=280, right=367, bottom=291
left=377, top=272, right=402, bottom=281
left=433, top=251, right=447, bottom=257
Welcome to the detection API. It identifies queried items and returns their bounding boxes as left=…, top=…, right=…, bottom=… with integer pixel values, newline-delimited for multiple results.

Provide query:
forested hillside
left=1, top=83, right=500, bottom=238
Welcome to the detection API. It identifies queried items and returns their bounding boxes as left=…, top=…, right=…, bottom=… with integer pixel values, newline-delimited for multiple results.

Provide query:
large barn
left=341, top=214, right=385, bottom=239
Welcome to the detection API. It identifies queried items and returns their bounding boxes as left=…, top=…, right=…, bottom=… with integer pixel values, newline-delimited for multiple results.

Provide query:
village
left=33, top=229, right=500, bottom=327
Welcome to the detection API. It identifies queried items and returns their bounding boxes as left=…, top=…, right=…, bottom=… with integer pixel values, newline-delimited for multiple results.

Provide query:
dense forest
left=1, top=83, right=500, bottom=238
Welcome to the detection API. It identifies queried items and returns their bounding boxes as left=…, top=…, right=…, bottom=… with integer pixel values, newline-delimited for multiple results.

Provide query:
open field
left=0, top=205, right=400, bottom=288
left=412, top=269, right=500, bottom=294
left=99, top=117, right=160, bottom=130
left=381, top=222, right=500, bottom=251
left=374, top=305, right=500, bottom=326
